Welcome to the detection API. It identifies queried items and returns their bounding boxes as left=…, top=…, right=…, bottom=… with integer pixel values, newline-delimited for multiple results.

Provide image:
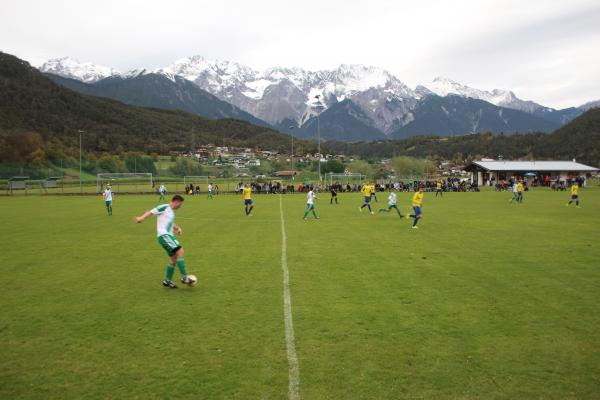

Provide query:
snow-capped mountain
left=156, top=57, right=418, bottom=133
left=39, top=55, right=597, bottom=141
left=44, top=71, right=272, bottom=128
left=39, top=57, right=120, bottom=83
left=424, top=77, right=551, bottom=114
left=579, top=99, right=600, bottom=111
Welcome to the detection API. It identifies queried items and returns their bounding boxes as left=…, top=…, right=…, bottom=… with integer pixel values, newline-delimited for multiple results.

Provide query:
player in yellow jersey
left=359, top=182, right=374, bottom=214
left=242, top=183, right=254, bottom=216
left=370, top=183, right=378, bottom=203
left=435, top=180, right=443, bottom=197
left=509, top=180, right=524, bottom=204
left=517, top=181, right=524, bottom=203
left=566, top=183, right=580, bottom=208
left=407, top=185, right=425, bottom=228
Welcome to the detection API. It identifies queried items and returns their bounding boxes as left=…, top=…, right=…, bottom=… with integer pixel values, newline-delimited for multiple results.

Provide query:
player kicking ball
left=133, top=194, right=196, bottom=288
left=303, top=188, right=319, bottom=220
left=102, top=184, right=113, bottom=216
left=378, top=188, right=404, bottom=217
left=566, top=183, right=581, bottom=208
left=406, top=186, right=424, bottom=229
left=243, top=183, right=254, bottom=216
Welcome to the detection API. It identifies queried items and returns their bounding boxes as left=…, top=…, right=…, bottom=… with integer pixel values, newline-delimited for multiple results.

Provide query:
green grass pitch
left=1, top=189, right=599, bottom=399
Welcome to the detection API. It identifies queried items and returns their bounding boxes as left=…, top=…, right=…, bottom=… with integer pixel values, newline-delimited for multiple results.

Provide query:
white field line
left=279, top=195, right=300, bottom=400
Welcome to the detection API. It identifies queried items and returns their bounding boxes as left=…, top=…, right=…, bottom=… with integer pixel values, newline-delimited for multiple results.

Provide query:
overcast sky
left=2, top=0, right=599, bottom=108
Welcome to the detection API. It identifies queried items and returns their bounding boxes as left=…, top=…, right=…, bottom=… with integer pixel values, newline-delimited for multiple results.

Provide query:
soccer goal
left=97, top=173, right=154, bottom=193
left=327, top=173, right=365, bottom=188
left=183, top=175, right=210, bottom=186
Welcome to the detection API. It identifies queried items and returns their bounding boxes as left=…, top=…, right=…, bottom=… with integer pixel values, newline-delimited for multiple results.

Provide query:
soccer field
left=1, top=189, right=599, bottom=399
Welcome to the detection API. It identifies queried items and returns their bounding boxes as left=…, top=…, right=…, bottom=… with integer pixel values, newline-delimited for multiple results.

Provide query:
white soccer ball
left=186, top=275, right=198, bottom=286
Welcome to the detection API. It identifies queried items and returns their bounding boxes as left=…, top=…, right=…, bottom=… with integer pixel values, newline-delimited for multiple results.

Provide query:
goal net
left=183, top=176, right=210, bottom=186
left=97, top=173, right=153, bottom=192
left=327, top=173, right=365, bottom=188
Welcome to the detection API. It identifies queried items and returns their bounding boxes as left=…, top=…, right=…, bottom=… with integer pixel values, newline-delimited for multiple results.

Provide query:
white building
left=465, top=160, right=598, bottom=186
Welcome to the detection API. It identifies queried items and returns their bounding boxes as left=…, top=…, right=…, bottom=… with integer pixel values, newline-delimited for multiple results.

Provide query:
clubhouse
left=464, top=160, right=599, bottom=186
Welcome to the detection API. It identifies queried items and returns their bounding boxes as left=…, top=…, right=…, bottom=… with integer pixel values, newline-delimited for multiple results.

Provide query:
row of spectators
left=232, top=178, right=481, bottom=194
left=183, top=183, right=219, bottom=195
left=184, top=177, right=484, bottom=195
left=235, top=181, right=284, bottom=194
left=324, top=178, right=478, bottom=193
left=493, top=176, right=587, bottom=192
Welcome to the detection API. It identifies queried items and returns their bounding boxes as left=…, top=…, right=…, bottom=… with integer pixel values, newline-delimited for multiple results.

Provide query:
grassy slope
left=1, top=189, right=599, bottom=399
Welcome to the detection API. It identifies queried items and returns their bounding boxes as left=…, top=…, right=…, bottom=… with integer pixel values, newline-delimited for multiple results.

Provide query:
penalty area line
left=279, top=195, right=300, bottom=400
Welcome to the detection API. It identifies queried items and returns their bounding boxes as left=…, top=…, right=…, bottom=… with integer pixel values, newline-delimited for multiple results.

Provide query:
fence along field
left=1, top=176, right=292, bottom=195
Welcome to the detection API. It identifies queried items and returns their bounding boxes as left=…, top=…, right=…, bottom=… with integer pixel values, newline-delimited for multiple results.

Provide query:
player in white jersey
left=303, top=188, right=319, bottom=220
left=102, top=185, right=113, bottom=216
left=378, top=188, right=403, bottom=217
left=134, top=195, right=195, bottom=288
left=158, top=184, right=166, bottom=201
left=207, top=183, right=213, bottom=199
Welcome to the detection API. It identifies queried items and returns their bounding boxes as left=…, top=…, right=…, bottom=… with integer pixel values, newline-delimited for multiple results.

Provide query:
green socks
left=166, top=264, right=175, bottom=281
left=303, top=206, right=318, bottom=219
left=176, top=258, right=188, bottom=277
left=166, top=260, right=187, bottom=282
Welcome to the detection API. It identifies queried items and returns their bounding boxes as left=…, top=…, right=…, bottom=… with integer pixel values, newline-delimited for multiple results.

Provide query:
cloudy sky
left=2, top=0, right=599, bottom=108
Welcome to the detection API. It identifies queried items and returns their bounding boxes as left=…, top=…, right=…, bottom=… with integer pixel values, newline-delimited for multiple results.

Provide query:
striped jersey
left=103, top=189, right=112, bottom=201
left=151, top=204, right=175, bottom=237
left=388, top=192, right=397, bottom=205
left=307, top=190, right=316, bottom=205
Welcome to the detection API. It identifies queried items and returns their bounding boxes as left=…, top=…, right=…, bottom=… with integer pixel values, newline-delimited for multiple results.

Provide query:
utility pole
left=191, top=128, right=195, bottom=155
left=78, top=130, right=85, bottom=193
left=289, top=126, right=295, bottom=178
left=313, top=95, right=325, bottom=182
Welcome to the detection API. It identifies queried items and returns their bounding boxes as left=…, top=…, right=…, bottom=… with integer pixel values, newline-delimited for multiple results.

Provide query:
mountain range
left=4, top=52, right=600, bottom=168
left=44, top=73, right=272, bottom=129
left=0, top=52, right=295, bottom=156
left=40, top=56, right=599, bottom=141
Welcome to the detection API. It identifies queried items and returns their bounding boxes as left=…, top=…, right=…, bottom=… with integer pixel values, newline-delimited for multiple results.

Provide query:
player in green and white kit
left=134, top=195, right=194, bottom=288
left=102, top=185, right=113, bottom=216
left=207, top=183, right=213, bottom=199
left=303, top=188, right=319, bottom=220
left=378, top=188, right=403, bottom=217
left=158, top=184, right=166, bottom=201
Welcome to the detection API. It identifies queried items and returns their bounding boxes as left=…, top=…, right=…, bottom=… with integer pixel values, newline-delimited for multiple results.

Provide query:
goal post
left=183, top=176, right=210, bottom=186
left=327, top=172, right=365, bottom=187
left=97, top=173, right=153, bottom=192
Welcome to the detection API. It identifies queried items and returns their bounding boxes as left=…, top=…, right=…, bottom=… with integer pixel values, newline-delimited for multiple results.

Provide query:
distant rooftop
left=466, top=160, right=599, bottom=172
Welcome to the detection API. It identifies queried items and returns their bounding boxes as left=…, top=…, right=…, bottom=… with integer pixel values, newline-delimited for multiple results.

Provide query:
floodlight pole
left=289, top=126, right=295, bottom=179
left=318, top=114, right=321, bottom=182
left=78, top=130, right=84, bottom=193
left=314, top=95, right=323, bottom=182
